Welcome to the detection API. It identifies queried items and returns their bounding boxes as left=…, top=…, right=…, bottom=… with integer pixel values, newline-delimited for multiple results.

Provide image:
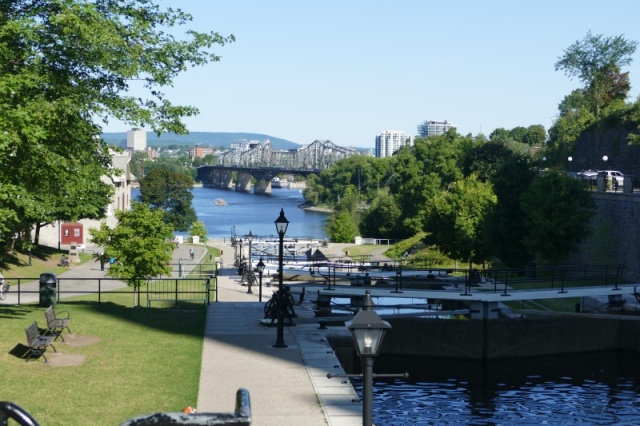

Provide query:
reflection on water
left=342, top=350, right=640, bottom=425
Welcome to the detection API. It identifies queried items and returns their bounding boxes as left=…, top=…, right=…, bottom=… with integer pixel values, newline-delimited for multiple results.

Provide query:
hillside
left=101, top=131, right=302, bottom=150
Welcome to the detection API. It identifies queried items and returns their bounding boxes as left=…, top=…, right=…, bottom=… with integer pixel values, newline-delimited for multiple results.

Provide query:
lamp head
left=274, top=209, right=289, bottom=236
left=346, top=291, right=391, bottom=357
left=247, top=230, right=254, bottom=243
left=257, top=257, right=265, bottom=274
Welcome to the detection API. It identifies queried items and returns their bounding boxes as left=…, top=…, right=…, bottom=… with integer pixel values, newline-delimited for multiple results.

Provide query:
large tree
left=423, top=174, right=496, bottom=267
left=521, top=171, right=596, bottom=264
left=89, top=201, right=174, bottom=306
left=0, top=1, right=233, bottom=249
left=555, top=31, right=637, bottom=117
left=138, top=166, right=196, bottom=232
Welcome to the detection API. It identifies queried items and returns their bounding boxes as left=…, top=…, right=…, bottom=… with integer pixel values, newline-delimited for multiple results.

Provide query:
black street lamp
left=273, top=208, right=289, bottom=348
left=257, top=257, right=265, bottom=302
left=246, top=231, right=254, bottom=294
left=346, top=290, right=391, bottom=426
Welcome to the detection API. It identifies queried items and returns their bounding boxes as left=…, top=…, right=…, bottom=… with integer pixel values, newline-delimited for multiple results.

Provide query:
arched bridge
left=196, top=139, right=357, bottom=194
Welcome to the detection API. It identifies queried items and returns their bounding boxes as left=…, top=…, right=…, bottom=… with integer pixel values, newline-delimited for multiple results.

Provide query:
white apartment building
left=375, top=130, right=411, bottom=158
left=126, top=128, right=147, bottom=151
left=417, top=120, right=455, bottom=138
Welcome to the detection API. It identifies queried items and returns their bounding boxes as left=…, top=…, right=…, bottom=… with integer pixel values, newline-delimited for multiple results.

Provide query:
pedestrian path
left=199, top=240, right=363, bottom=426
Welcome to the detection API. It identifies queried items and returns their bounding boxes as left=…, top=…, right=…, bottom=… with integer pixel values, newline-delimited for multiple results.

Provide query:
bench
left=24, top=321, right=57, bottom=363
left=44, top=306, right=72, bottom=342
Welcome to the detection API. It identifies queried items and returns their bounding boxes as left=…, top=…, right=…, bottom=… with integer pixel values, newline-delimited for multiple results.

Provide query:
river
left=132, top=186, right=329, bottom=240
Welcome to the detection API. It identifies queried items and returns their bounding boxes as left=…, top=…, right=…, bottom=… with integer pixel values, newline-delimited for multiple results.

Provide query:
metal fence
left=0, top=276, right=218, bottom=307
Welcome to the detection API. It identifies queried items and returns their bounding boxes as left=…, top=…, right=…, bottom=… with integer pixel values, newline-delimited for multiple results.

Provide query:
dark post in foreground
left=273, top=208, right=289, bottom=348
left=346, top=290, right=391, bottom=426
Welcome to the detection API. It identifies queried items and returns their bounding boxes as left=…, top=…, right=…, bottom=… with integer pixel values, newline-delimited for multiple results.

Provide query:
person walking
left=189, top=248, right=195, bottom=260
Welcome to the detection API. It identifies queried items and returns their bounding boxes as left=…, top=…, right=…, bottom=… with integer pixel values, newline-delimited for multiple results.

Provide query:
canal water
left=135, top=185, right=640, bottom=424
left=341, top=350, right=640, bottom=425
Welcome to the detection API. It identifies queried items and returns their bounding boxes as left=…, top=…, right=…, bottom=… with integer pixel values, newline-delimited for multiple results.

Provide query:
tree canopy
left=555, top=31, right=637, bottom=117
left=138, top=166, right=196, bottom=232
left=0, top=0, right=233, bottom=250
left=89, top=201, right=174, bottom=305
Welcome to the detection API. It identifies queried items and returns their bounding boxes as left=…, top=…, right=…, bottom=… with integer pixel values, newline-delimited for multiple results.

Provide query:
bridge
left=196, top=139, right=357, bottom=194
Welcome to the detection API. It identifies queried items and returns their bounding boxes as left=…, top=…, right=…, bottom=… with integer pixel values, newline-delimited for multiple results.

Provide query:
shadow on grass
left=60, top=300, right=207, bottom=338
left=9, top=343, right=31, bottom=361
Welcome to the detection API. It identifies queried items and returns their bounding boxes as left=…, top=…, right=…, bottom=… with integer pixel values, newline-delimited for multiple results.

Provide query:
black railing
left=0, top=276, right=218, bottom=306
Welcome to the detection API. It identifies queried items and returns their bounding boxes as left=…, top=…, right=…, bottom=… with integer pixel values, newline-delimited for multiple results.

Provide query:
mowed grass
left=0, top=291, right=206, bottom=425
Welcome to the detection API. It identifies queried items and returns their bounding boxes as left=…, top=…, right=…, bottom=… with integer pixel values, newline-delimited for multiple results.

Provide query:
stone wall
left=568, top=192, right=640, bottom=282
left=330, top=315, right=640, bottom=360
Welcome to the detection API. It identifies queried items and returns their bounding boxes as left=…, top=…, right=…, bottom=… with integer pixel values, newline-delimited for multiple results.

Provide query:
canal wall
left=329, top=315, right=640, bottom=360
left=568, top=192, right=640, bottom=281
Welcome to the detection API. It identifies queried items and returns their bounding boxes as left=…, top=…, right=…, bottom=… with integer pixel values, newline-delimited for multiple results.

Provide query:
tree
left=189, top=221, right=208, bottom=243
left=324, top=211, right=359, bottom=243
left=484, top=155, right=537, bottom=267
left=555, top=31, right=637, bottom=117
left=520, top=171, right=596, bottom=263
left=89, top=202, right=174, bottom=306
left=0, top=1, right=233, bottom=249
left=423, top=174, right=496, bottom=267
left=359, top=189, right=403, bottom=239
left=138, top=166, right=197, bottom=232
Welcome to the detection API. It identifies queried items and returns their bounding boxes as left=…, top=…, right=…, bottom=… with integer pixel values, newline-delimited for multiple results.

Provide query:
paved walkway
left=198, top=240, right=362, bottom=426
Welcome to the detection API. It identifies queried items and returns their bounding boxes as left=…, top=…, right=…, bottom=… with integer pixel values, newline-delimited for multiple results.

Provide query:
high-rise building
left=375, top=130, right=411, bottom=158
left=417, top=120, right=455, bottom=138
left=126, top=128, right=147, bottom=151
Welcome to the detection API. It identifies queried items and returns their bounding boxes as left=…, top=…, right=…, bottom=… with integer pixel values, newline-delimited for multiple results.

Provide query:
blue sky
left=102, top=0, right=640, bottom=148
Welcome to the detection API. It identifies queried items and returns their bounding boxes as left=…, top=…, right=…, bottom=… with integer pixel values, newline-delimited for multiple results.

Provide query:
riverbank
left=297, top=200, right=333, bottom=213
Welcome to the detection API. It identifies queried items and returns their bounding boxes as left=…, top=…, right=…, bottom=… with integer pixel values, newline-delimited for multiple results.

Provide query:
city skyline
left=101, top=1, right=640, bottom=148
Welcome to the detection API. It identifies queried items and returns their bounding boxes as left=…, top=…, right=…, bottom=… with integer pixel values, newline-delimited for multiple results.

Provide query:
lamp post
left=257, top=257, right=265, bottom=302
left=246, top=231, right=254, bottom=294
left=273, top=208, right=289, bottom=348
left=238, top=239, right=243, bottom=269
left=568, top=156, right=572, bottom=170
left=346, top=290, right=391, bottom=426
left=602, top=155, right=608, bottom=170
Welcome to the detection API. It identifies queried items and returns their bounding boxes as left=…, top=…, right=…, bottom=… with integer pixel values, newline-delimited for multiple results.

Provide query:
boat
left=271, top=177, right=289, bottom=188
left=212, top=198, right=227, bottom=206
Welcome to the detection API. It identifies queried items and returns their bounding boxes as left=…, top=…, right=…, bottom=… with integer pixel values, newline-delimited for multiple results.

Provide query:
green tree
left=423, top=174, right=496, bottom=267
left=485, top=155, right=537, bottom=267
left=521, top=171, right=596, bottom=263
left=555, top=31, right=637, bottom=117
left=359, top=189, right=402, bottom=239
left=0, top=0, right=232, bottom=249
left=138, top=166, right=196, bottom=232
left=189, top=221, right=208, bottom=243
left=89, top=202, right=174, bottom=306
left=324, top=211, right=359, bottom=243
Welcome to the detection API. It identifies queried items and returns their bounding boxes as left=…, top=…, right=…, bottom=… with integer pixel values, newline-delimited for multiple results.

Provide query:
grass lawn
left=0, top=292, right=205, bottom=425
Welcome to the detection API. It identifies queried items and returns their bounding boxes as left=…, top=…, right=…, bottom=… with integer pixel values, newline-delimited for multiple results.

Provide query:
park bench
left=24, top=321, right=57, bottom=363
left=44, top=306, right=72, bottom=342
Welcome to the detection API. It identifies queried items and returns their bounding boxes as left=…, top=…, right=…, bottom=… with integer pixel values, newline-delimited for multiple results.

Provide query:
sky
left=102, top=0, right=640, bottom=148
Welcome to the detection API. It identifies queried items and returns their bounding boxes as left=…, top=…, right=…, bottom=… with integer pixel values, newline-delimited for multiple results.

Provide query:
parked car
left=597, top=170, right=624, bottom=186
left=576, top=170, right=598, bottom=181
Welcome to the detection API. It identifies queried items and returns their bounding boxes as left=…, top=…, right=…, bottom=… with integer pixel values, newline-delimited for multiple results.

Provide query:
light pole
left=246, top=231, right=254, bottom=294
left=602, top=155, right=608, bottom=170
left=257, top=257, right=265, bottom=302
left=273, top=208, right=289, bottom=348
left=346, top=290, right=391, bottom=426
left=238, top=239, right=243, bottom=270
left=568, top=156, right=572, bottom=170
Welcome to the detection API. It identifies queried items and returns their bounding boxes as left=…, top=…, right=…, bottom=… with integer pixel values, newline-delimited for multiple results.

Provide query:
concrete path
left=198, top=239, right=362, bottom=426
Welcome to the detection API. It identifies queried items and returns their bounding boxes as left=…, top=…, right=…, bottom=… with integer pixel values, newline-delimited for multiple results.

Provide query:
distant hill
left=101, top=131, right=301, bottom=150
